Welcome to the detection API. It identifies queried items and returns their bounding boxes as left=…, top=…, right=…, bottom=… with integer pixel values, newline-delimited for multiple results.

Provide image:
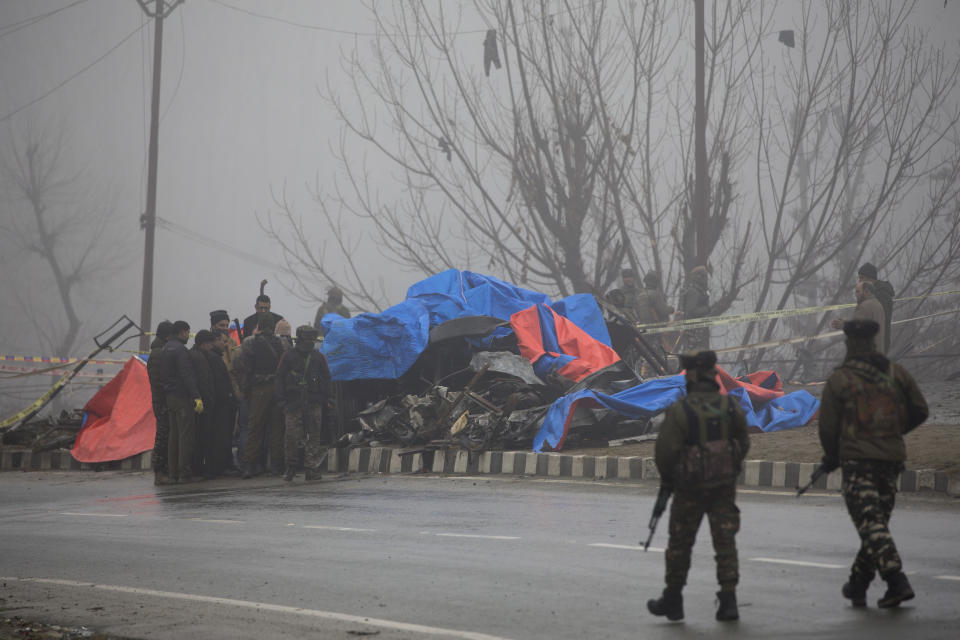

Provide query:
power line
left=0, top=21, right=147, bottom=124
left=206, top=0, right=600, bottom=37
left=0, top=0, right=93, bottom=38
left=155, top=216, right=298, bottom=276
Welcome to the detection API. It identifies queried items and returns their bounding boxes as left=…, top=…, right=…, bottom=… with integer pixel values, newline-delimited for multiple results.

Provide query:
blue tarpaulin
left=533, top=377, right=821, bottom=451
left=321, top=270, right=611, bottom=381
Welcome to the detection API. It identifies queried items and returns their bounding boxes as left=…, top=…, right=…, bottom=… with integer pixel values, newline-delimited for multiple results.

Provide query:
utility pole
left=136, top=0, right=183, bottom=352
left=693, top=0, right=708, bottom=268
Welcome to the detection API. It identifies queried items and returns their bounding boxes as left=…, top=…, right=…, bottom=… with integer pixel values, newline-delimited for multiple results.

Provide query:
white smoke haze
left=1, top=0, right=958, bottom=415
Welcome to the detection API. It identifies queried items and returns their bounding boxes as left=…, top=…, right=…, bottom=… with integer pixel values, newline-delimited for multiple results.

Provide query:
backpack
left=673, top=395, right=742, bottom=489
left=839, top=360, right=906, bottom=441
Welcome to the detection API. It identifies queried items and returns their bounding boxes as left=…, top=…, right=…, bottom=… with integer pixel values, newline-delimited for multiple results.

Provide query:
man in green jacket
left=648, top=350, right=750, bottom=622
left=818, top=319, right=928, bottom=608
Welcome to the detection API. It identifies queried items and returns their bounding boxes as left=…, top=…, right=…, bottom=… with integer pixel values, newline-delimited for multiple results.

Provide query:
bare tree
left=736, top=0, right=960, bottom=371
left=0, top=127, right=129, bottom=358
left=263, top=0, right=760, bottom=313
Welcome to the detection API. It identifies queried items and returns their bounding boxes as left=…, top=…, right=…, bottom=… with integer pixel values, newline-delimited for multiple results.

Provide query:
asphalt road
left=1, top=471, right=958, bottom=639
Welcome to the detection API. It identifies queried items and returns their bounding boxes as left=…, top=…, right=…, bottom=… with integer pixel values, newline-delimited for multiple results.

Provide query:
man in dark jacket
left=276, top=326, right=332, bottom=482
left=241, top=294, right=284, bottom=339
left=648, top=350, right=750, bottom=623
left=818, top=319, right=928, bottom=609
left=209, top=329, right=238, bottom=475
left=189, top=330, right=217, bottom=477
left=159, top=321, right=204, bottom=483
left=234, top=312, right=286, bottom=477
left=147, top=320, right=174, bottom=485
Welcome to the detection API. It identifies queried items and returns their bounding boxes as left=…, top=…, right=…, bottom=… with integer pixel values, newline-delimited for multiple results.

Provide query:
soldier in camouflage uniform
left=818, top=319, right=928, bottom=608
left=648, top=350, right=750, bottom=622
left=276, top=326, right=332, bottom=482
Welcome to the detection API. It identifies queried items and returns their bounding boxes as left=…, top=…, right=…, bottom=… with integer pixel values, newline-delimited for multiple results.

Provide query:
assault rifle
left=642, top=485, right=673, bottom=550
left=796, top=463, right=832, bottom=497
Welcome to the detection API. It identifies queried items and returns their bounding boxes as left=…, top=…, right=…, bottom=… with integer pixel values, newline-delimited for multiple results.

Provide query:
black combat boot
left=715, top=591, right=739, bottom=621
left=877, top=572, right=914, bottom=608
left=283, top=467, right=295, bottom=482
left=842, top=575, right=870, bottom=607
left=647, top=588, right=683, bottom=621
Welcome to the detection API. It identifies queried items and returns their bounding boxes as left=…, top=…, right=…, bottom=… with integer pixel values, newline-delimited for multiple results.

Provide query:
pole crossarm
left=135, top=0, right=184, bottom=19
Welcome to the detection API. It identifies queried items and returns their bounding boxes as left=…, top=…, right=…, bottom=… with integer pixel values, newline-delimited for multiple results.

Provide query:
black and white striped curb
left=1, top=446, right=957, bottom=496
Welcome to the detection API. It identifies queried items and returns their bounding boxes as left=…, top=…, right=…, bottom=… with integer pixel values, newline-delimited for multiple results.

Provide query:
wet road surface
left=1, top=471, right=958, bottom=639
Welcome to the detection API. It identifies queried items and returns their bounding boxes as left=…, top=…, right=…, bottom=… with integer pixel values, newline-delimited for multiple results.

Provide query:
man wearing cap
left=857, top=263, right=895, bottom=352
left=313, top=286, right=351, bottom=334
left=158, top=321, right=204, bottom=483
left=189, top=330, right=217, bottom=477
left=818, top=319, right=927, bottom=609
left=831, top=280, right=887, bottom=354
left=147, top=320, right=175, bottom=485
left=234, top=312, right=287, bottom=477
left=648, top=350, right=750, bottom=622
left=276, top=326, right=332, bottom=482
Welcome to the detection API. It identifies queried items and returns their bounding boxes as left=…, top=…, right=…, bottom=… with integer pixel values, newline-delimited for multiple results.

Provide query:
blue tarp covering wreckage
left=319, top=270, right=820, bottom=451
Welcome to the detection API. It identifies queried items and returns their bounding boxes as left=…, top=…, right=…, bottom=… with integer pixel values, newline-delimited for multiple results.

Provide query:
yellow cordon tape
left=708, top=308, right=960, bottom=355
left=631, top=289, right=960, bottom=335
left=0, top=366, right=79, bottom=429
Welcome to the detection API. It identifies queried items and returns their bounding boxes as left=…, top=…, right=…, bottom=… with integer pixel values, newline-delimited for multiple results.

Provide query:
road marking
left=60, top=512, right=127, bottom=518
left=188, top=518, right=243, bottom=524
left=0, top=577, right=515, bottom=640
left=751, top=557, right=844, bottom=569
left=303, top=525, right=376, bottom=532
left=588, top=543, right=664, bottom=552
left=434, top=533, right=520, bottom=540
left=934, top=575, right=960, bottom=581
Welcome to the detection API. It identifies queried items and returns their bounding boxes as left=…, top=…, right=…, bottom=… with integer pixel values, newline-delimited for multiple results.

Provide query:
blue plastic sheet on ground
left=322, top=270, right=611, bottom=381
left=727, top=387, right=820, bottom=433
left=533, top=379, right=820, bottom=451
left=533, top=375, right=687, bottom=451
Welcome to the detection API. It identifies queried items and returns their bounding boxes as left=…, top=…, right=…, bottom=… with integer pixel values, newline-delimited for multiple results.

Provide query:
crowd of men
left=146, top=289, right=341, bottom=485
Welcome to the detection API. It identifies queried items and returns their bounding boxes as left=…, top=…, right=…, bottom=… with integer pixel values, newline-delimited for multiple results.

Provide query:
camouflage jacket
left=654, top=382, right=750, bottom=488
left=819, top=354, right=928, bottom=463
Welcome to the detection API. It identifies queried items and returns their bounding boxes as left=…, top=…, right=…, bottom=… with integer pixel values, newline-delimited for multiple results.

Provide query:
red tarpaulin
left=71, top=356, right=155, bottom=463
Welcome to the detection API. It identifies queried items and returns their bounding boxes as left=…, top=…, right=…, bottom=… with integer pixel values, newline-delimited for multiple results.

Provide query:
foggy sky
left=0, top=0, right=957, bottom=366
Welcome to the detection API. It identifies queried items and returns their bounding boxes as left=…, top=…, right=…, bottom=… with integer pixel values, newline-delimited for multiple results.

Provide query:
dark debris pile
left=1, top=410, right=84, bottom=451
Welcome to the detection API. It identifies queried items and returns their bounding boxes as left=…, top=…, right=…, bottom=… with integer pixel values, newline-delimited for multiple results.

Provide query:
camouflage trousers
left=665, top=483, right=740, bottom=591
left=284, top=404, right=328, bottom=471
left=841, top=459, right=903, bottom=581
left=151, top=401, right=169, bottom=475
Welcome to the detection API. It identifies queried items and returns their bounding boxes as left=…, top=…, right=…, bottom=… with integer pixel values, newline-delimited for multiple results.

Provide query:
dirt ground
left=0, top=615, right=125, bottom=640
left=565, top=422, right=960, bottom=475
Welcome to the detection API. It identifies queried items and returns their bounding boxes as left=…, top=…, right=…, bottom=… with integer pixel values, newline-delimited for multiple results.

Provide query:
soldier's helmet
left=643, top=271, right=661, bottom=289
left=296, top=325, right=320, bottom=342
left=679, top=350, right=718, bottom=381
left=327, top=286, right=343, bottom=304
